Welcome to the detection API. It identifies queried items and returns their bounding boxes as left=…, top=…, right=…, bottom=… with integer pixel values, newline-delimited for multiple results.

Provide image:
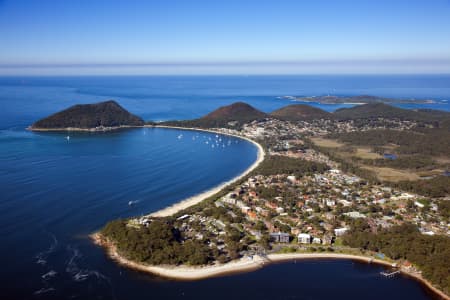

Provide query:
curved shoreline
left=147, top=125, right=265, bottom=218
left=267, top=254, right=449, bottom=300
left=92, top=232, right=448, bottom=299
left=92, top=125, right=448, bottom=299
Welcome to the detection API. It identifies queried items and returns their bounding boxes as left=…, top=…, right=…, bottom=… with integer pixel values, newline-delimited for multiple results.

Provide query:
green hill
left=31, top=100, right=144, bottom=130
left=161, top=102, right=267, bottom=128
left=270, top=104, right=332, bottom=121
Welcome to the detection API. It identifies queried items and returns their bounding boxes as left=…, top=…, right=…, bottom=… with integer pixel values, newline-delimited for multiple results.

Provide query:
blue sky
left=0, top=0, right=450, bottom=75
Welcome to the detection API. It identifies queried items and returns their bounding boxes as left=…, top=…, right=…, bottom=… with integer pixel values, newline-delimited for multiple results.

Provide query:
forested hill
left=270, top=104, right=332, bottom=121
left=160, top=102, right=268, bottom=128
left=31, top=100, right=144, bottom=129
left=334, top=102, right=450, bottom=124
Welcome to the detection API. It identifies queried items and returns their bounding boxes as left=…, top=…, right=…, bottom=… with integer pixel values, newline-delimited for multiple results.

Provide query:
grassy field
left=312, top=138, right=381, bottom=159
left=362, top=166, right=420, bottom=181
left=311, top=137, right=344, bottom=148
left=311, top=137, right=426, bottom=181
left=354, top=147, right=382, bottom=159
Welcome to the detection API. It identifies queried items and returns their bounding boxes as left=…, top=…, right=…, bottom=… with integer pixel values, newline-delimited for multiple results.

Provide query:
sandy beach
left=92, top=126, right=449, bottom=299
left=147, top=125, right=265, bottom=218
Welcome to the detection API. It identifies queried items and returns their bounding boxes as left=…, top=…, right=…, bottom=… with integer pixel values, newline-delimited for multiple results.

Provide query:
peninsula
left=29, top=100, right=449, bottom=298
left=92, top=101, right=449, bottom=299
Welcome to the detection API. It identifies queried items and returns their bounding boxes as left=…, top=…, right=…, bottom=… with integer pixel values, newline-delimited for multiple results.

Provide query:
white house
left=312, top=237, right=322, bottom=244
left=298, top=233, right=311, bottom=244
left=334, top=227, right=349, bottom=237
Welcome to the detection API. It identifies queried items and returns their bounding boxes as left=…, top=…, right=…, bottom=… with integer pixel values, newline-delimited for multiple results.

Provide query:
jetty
left=380, top=270, right=400, bottom=278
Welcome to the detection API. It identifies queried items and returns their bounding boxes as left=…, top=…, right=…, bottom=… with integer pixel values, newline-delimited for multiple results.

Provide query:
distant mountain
left=161, top=102, right=267, bottom=128
left=31, top=100, right=144, bottom=130
left=270, top=104, right=332, bottom=121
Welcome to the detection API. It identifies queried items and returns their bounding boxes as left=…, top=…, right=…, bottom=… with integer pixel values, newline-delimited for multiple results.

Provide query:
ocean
left=1, top=75, right=448, bottom=299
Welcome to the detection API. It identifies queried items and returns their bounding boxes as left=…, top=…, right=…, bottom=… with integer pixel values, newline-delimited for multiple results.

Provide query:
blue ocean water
left=0, top=75, right=448, bottom=300
left=1, top=75, right=449, bottom=129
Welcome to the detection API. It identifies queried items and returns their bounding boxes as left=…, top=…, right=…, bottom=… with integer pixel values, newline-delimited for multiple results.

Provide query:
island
left=282, top=95, right=437, bottom=105
left=30, top=100, right=450, bottom=298
left=29, top=100, right=144, bottom=131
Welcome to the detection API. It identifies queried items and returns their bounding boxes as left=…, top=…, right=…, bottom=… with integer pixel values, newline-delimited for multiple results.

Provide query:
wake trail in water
left=33, top=287, right=56, bottom=295
left=35, top=231, right=58, bottom=266
left=65, top=245, right=116, bottom=299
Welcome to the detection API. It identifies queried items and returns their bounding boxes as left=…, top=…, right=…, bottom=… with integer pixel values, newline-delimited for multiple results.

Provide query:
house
left=265, top=201, right=278, bottom=210
left=414, top=201, right=425, bottom=208
left=246, top=211, right=257, bottom=220
left=403, top=261, right=413, bottom=271
left=297, top=233, right=311, bottom=244
left=270, top=232, right=290, bottom=243
left=255, top=206, right=269, bottom=217
left=249, top=191, right=258, bottom=198
left=334, top=227, right=349, bottom=236
left=338, top=200, right=352, bottom=207
left=287, top=175, right=296, bottom=183
left=222, top=194, right=237, bottom=205
left=343, top=211, right=366, bottom=219
left=241, top=206, right=251, bottom=213
left=276, top=207, right=285, bottom=214
left=312, top=237, right=322, bottom=244
left=325, top=199, right=336, bottom=207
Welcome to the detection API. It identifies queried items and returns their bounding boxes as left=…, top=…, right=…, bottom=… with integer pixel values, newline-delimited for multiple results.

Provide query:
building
left=312, top=237, right=322, bottom=244
left=270, top=232, right=290, bottom=243
left=297, top=233, right=311, bottom=244
left=343, top=211, right=366, bottom=219
left=334, top=227, right=349, bottom=236
left=325, top=199, right=336, bottom=207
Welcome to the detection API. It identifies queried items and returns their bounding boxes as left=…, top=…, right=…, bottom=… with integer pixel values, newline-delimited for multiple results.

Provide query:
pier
left=380, top=270, right=400, bottom=278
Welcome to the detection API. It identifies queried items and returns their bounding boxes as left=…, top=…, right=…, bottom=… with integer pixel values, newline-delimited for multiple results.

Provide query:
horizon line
left=1, top=58, right=450, bottom=69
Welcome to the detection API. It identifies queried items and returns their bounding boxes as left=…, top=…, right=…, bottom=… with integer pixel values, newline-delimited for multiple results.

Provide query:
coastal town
left=123, top=116, right=449, bottom=269
left=7, top=1, right=450, bottom=299
left=93, top=102, right=450, bottom=298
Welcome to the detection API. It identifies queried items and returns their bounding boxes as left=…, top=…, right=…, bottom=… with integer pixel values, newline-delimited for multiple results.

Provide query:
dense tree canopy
left=101, top=219, right=211, bottom=265
left=343, top=223, right=450, bottom=294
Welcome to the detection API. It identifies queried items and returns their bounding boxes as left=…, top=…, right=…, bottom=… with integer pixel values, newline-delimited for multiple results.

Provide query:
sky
left=0, top=0, right=450, bottom=75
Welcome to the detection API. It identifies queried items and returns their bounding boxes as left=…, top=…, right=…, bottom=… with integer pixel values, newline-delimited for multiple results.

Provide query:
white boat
left=66, top=136, right=70, bottom=141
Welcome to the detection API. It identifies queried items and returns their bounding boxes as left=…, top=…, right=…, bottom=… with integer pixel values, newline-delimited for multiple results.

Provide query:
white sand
left=148, top=126, right=265, bottom=218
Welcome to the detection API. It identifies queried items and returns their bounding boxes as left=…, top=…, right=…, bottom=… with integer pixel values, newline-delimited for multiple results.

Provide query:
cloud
left=0, top=58, right=449, bottom=75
